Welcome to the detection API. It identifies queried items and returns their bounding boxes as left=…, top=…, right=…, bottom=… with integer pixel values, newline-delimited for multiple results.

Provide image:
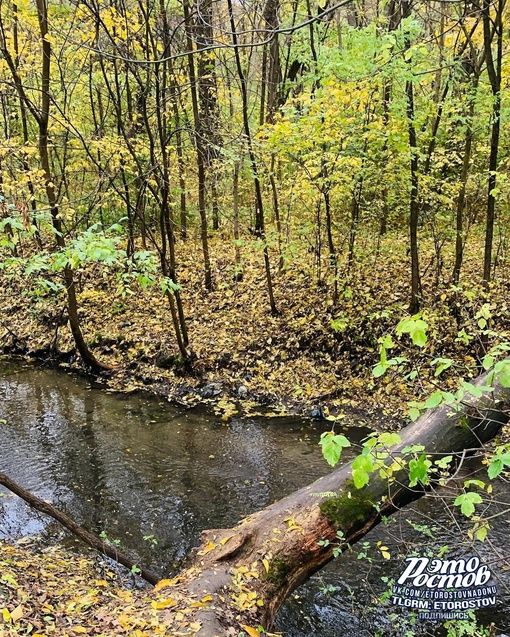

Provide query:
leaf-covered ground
left=0, top=539, right=263, bottom=637
left=1, top=232, right=509, bottom=421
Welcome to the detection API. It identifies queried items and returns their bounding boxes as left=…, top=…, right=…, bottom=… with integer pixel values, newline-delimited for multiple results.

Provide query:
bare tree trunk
left=0, top=472, right=159, bottom=586
left=453, top=76, right=479, bottom=284
left=482, top=0, right=504, bottom=285
left=183, top=0, right=213, bottom=290
left=33, top=0, right=111, bottom=371
left=12, top=0, right=42, bottom=249
left=233, top=161, right=242, bottom=280
left=227, top=0, right=277, bottom=314
left=196, top=0, right=221, bottom=232
left=402, top=0, right=421, bottom=312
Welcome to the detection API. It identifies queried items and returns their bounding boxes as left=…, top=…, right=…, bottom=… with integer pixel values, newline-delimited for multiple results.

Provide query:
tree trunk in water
left=166, top=364, right=509, bottom=636
left=0, top=472, right=159, bottom=586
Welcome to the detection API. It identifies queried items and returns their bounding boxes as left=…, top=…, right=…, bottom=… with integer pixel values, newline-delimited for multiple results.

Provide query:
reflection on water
left=0, top=362, right=509, bottom=636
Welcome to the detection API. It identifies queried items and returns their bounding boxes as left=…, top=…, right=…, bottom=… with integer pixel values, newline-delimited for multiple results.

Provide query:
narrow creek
left=1, top=361, right=509, bottom=636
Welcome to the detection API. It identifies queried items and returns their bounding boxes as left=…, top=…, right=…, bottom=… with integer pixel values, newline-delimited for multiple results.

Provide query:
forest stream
left=1, top=361, right=510, bottom=637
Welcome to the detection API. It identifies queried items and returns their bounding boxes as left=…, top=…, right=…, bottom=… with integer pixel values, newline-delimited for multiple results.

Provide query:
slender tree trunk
left=183, top=0, right=213, bottom=290
left=402, top=0, right=421, bottom=312
left=34, top=0, right=111, bottom=371
left=407, top=77, right=421, bottom=312
left=211, top=172, right=220, bottom=231
left=227, top=0, right=277, bottom=314
left=482, top=0, right=504, bottom=285
left=156, top=0, right=189, bottom=352
left=453, top=76, right=479, bottom=284
left=379, top=0, right=399, bottom=237
left=380, top=78, right=391, bottom=236
left=233, top=161, right=242, bottom=281
left=269, top=155, right=283, bottom=271
left=196, top=0, right=221, bottom=232
left=323, top=186, right=338, bottom=304
left=10, top=0, right=42, bottom=249
left=172, top=98, right=188, bottom=240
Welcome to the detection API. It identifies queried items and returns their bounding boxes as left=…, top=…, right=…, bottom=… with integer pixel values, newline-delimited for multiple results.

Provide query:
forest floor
left=1, top=231, right=509, bottom=422
left=0, top=538, right=228, bottom=636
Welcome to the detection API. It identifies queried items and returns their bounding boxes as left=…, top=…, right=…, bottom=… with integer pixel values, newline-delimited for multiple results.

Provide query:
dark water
left=0, top=361, right=509, bottom=636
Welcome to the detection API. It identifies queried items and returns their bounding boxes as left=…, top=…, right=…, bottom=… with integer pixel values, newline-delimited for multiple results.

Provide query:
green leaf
left=464, top=479, right=485, bottom=489
left=441, top=392, right=456, bottom=405
left=408, top=453, right=431, bottom=487
left=352, top=454, right=374, bottom=473
left=408, top=407, right=421, bottom=422
left=402, top=444, right=425, bottom=454
left=411, top=329, right=427, bottom=347
left=487, top=453, right=510, bottom=479
left=475, top=526, right=488, bottom=542
left=454, top=492, right=482, bottom=517
left=396, top=316, right=428, bottom=347
left=378, top=432, right=401, bottom=446
left=499, top=366, right=510, bottom=388
left=482, top=356, right=495, bottom=371
left=319, top=432, right=351, bottom=467
left=424, top=391, right=443, bottom=409
left=352, top=468, right=370, bottom=489
left=372, top=364, right=387, bottom=378
left=435, top=455, right=452, bottom=469
left=431, top=357, right=453, bottom=376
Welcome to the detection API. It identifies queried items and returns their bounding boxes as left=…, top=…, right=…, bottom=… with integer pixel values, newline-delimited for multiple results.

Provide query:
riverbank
left=1, top=233, right=509, bottom=421
left=0, top=539, right=224, bottom=636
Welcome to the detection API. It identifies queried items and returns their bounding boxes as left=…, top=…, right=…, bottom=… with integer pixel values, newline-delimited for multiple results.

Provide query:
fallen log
left=0, top=472, right=160, bottom=585
left=162, top=365, right=510, bottom=636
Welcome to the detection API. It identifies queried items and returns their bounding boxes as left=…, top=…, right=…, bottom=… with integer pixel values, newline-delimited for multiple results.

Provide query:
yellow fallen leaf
left=262, top=558, right=270, bottom=573
left=219, top=536, right=233, bottom=545
left=72, top=627, right=88, bottom=634
left=154, top=578, right=174, bottom=591
left=117, top=615, right=132, bottom=629
left=201, top=595, right=213, bottom=603
left=11, top=605, right=23, bottom=622
left=198, top=541, right=216, bottom=555
left=151, top=598, right=178, bottom=610
left=2, top=607, right=12, bottom=623
left=189, top=623, right=202, bottom=631
left=241, top=624, right=260, bottom=637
